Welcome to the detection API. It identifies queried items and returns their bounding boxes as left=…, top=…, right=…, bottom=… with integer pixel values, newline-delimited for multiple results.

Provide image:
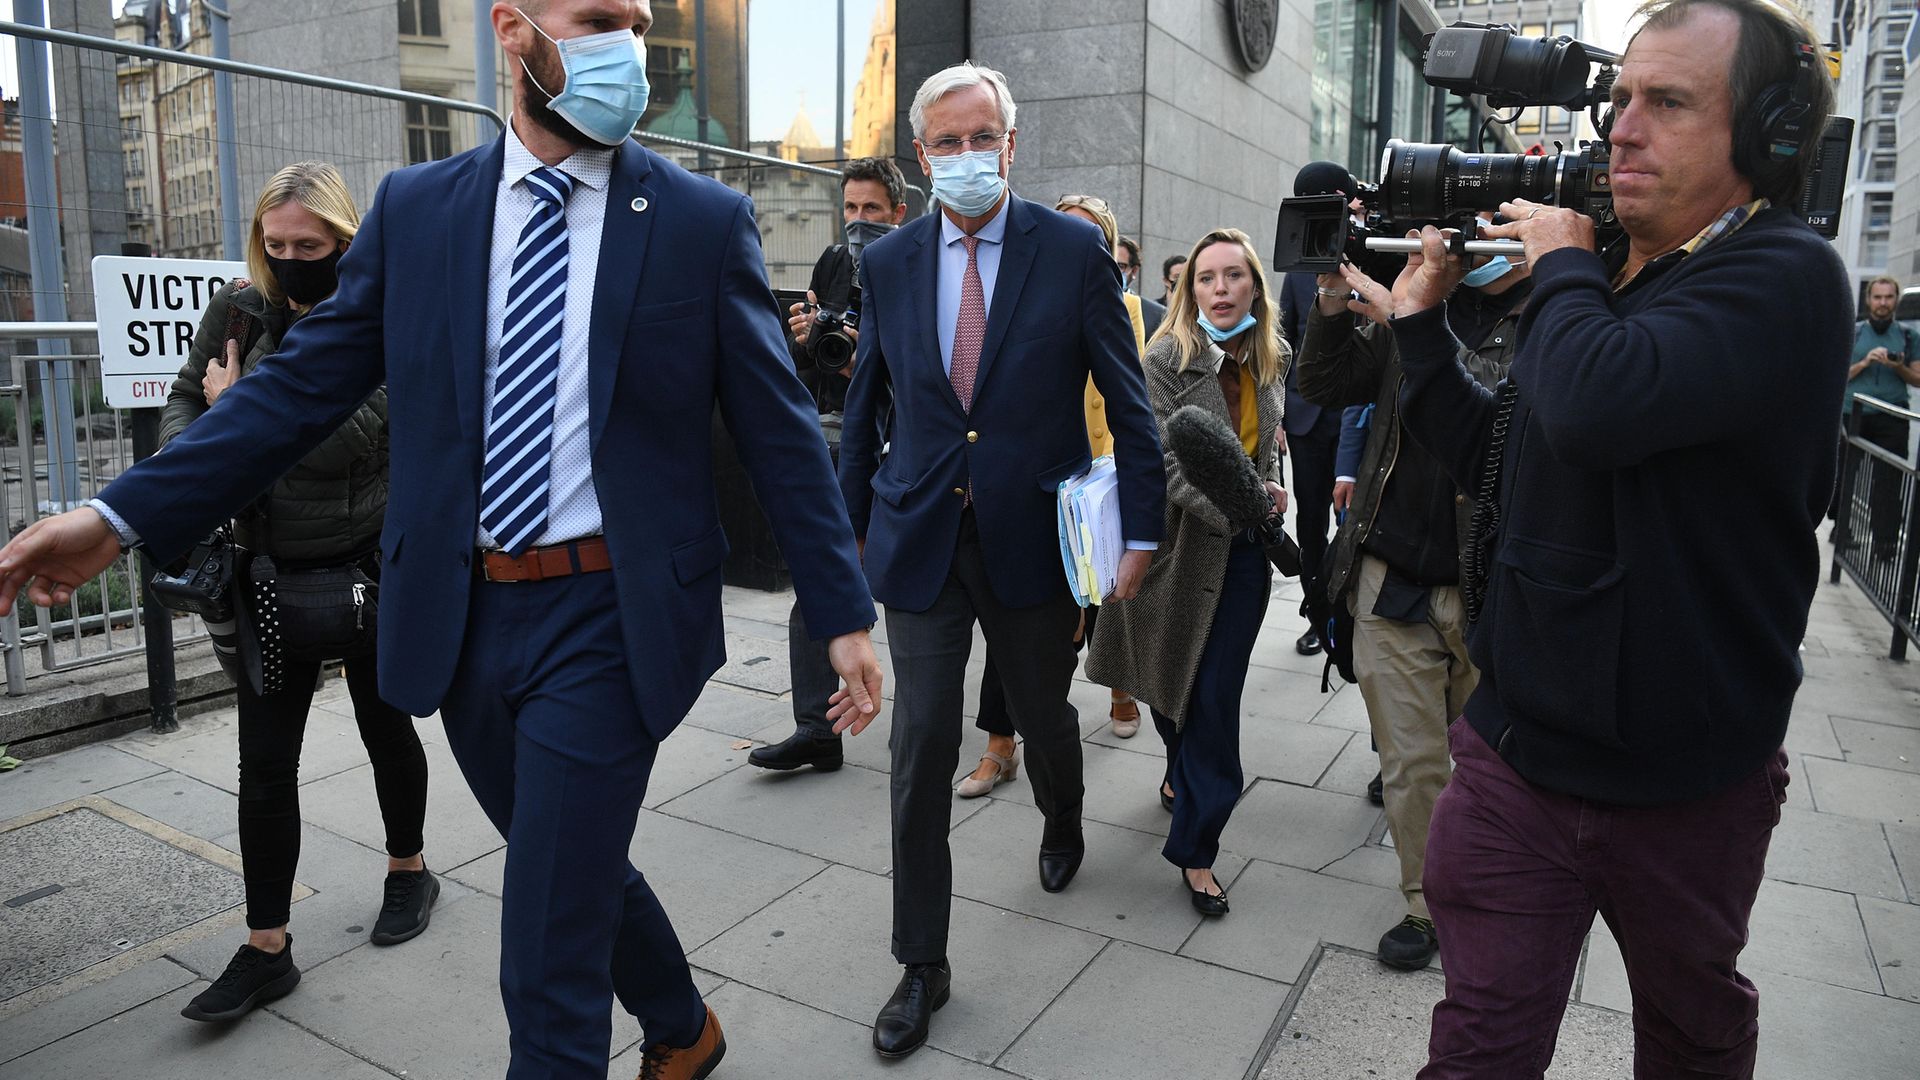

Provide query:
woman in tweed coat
left=1086, top=227, right=1289, bottom=915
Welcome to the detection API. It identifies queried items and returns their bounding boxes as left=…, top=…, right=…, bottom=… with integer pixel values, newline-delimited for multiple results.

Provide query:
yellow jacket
left=1085, top=292, right=1149, bottom=458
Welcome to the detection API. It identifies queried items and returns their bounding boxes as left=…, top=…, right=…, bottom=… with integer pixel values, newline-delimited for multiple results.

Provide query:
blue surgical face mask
left=927, top=149, right=1007, bottom=217
left=523, top=20, right=650, bottom=147
left=1462, top=254, right=1521, bottom=288
left=1198, top=312, right=1258, bottom=343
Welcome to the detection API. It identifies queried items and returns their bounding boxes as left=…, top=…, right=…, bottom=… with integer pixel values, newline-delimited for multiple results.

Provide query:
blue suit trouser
left=1151, top=536, right=1269, bottom=869
left=438, top=572, right=705, bottom=1080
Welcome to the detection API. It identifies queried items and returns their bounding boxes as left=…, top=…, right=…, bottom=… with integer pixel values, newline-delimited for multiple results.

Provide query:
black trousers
left=235, top=652, right=427, bottom=930
left=886, top=509, right=1082, bottom=964
left=1289, top=417, right=1339, bottom=626
left=976, top=605, right=1095, bottom=738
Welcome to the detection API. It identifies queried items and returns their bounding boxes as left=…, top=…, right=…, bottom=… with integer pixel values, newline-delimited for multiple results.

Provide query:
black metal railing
left=1829, top=393, right=1920, bottom=659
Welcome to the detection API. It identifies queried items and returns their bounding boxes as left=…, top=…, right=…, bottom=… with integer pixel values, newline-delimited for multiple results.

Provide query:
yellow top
left=1084, top=292, right=1150, bottom=458
left=1235, top=359, right=1259, bottom=457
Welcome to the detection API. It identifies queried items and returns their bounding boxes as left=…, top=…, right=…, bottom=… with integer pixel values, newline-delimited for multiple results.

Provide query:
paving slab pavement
left=2, top=573, right=1917, bottom=1078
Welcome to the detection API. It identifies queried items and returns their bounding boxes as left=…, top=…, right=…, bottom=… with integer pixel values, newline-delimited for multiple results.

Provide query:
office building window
left=406, top=100, right=453, bottom=164
left=1311, top=0, right=1378, bottom=173
left=1393, top=14, right=1435, bottom=142
left=399, top=0, right=442, bottom=38
left=1867, top=192, right=1893, bottom=229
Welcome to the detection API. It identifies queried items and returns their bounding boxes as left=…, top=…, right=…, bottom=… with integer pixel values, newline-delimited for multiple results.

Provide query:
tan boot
left=636, top=1005, right=725, bottom=1080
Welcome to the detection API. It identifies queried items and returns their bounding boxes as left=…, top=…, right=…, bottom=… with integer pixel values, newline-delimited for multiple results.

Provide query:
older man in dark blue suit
left=0, top=3, right=880, bottom=1078
left=835, top=62, right=1166, bottom=1059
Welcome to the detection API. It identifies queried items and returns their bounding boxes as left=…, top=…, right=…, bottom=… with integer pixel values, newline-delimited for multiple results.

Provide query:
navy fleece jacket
left=1392, top=206, right=1852, bottom=805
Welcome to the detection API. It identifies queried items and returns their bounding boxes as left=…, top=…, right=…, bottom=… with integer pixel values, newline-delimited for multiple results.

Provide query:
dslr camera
left=1274, top=21, right=1853, bottom=275
left=804, top=218, right=896, bottom=374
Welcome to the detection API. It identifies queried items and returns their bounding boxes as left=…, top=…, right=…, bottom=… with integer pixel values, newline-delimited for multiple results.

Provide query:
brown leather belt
left=476, top=537, right=612, bottom=582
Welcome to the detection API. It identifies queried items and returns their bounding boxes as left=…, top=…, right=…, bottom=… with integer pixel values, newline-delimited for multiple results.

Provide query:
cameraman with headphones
left=1376, top=1, right=1851, bottom=1073
left=750, top=157, right=907, bottom=773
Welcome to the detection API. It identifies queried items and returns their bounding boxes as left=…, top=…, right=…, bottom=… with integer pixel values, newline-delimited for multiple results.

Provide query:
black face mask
left=265, top=247, right=343, bottom=307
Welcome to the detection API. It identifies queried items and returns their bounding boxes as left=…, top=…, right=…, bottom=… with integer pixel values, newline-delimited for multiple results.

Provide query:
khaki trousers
left=1350, top=553, right=1478, bottom=918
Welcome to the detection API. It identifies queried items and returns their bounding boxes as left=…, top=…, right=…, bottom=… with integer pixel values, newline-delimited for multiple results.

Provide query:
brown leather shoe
left=636, top=1005, right=725, bottom=1080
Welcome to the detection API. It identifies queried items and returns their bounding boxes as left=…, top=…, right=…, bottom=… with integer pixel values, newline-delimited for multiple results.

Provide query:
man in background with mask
left=0, top=3, right=883, bottom=1078
left=1296, top=229, right=1530, bottom=974
left=751, top=156, right=908, bottom=773
left=835, top=61, right=1166, bottom=1059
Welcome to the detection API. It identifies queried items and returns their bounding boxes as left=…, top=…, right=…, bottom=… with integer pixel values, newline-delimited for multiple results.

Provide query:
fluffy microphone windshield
left=1164, top=405, right=1275, bottom=531
left=1293, top=160, right=1358, bottom=198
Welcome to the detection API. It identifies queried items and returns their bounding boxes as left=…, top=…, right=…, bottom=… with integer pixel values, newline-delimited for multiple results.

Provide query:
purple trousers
left=1419, top=719, right=1788, bottom=1079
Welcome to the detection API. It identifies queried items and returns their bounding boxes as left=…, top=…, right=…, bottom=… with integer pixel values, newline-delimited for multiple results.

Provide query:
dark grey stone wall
left=227, top=0, right=405, bottom=214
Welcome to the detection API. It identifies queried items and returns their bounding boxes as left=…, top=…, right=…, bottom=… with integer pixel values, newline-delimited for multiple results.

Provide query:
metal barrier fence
left=0, top=337, right=203, bottom=695
left=1829, top=393, right=1920, bottom=660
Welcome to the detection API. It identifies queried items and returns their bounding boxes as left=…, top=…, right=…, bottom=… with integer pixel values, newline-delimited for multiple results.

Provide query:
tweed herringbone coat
left=1086, top=332, right=1286, bottom=726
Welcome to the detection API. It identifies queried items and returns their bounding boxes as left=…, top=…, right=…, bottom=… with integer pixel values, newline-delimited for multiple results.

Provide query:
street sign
left=90, top=255, right=247, bottom=408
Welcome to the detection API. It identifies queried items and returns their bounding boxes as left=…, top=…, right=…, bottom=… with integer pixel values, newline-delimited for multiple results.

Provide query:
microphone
left=1294, top=160, right=1358, bottom=198
left=1164, top=405, right=1302, bottom=577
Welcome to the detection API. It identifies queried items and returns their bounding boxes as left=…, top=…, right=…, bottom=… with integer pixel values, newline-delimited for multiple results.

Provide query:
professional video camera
left=1274, top=21, right=1853, bottom=275
left=805, top=218, right=895, bottom=373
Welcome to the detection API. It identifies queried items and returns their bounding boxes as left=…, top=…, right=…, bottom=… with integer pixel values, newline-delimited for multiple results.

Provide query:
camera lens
left=1380, top=139, right=1558, bottom=220
left=815, top=331, right=855, bottom=371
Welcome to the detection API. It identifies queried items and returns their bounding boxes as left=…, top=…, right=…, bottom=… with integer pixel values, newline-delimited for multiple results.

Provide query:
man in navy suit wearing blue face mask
left=833, top=61, right=1167, bottom=1059
left=0, top=3, right=881, bottom=1078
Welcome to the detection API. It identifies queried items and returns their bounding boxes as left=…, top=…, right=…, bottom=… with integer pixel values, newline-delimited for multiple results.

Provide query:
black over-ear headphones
left=1732, top=40, right=1820, bottom=189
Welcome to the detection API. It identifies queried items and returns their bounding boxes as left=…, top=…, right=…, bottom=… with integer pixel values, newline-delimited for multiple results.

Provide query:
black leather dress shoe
left=873, top=960, right=951, bottom=1058
left=1038, top=846, right=1084, bottom=893
left=1295, top=628, right=1323, bottom=656
left=748, top=731, right=843, bottom=772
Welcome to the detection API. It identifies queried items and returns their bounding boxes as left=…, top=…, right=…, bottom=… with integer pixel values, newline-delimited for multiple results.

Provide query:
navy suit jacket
left=839, top=195, right=1166, bottom=612
left=102, top=136, right=875, bottom=739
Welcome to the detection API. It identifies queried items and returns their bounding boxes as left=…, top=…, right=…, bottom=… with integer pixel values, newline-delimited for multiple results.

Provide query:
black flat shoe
left=873, top=960, right=951, bottom=1058
left=1295, top=628, right=1323, bottom=656
left=748, top=731, right=844, bottom=772
left=1367, top=771, right=1384, bottom=806
left=1159, top=782, right=1174, bottom=813
left=181, top=936, right=300, bottom=1022
left=1183, top=870, right=1229, bottom=916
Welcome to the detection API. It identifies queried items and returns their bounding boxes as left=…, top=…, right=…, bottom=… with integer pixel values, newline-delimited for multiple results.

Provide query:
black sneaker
left=1378, top=915, right=1439, bottom=971
left=370, top=866, right=440, bottom=946
left=180, top=937, right=300, bottom=1021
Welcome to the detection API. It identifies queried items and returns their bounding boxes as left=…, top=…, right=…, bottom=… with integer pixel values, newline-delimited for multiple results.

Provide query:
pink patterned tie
left=951, top=236, right=985, bottom=412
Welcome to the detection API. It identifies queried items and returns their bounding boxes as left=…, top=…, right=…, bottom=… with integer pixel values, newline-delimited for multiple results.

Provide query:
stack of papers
left=1057, top=456, right=1123, bottom=607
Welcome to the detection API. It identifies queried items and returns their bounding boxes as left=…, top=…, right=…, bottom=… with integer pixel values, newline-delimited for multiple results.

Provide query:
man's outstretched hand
left=825, top=628, right=885, bottom=735
left=0, top=508, right=123, bottom=615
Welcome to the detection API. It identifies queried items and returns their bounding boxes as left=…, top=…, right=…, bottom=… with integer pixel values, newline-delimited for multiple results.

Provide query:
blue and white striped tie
left=480, top=165, right=574, bottom=556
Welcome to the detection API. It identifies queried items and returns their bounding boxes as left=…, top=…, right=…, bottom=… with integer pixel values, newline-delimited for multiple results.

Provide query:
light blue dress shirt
left=936, top=199, right=1009, bottom=376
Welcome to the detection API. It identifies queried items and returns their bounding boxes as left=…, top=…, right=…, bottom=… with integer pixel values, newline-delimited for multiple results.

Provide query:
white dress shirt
left=936, top=199, right=1009, bottom=376
left=477, top=123, right=613, bottom=549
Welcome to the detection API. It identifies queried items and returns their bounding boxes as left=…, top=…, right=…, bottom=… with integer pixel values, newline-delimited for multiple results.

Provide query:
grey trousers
left=787, top=599, right=843, bottom=739
left=885, top=510, right=1083, bottom=965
